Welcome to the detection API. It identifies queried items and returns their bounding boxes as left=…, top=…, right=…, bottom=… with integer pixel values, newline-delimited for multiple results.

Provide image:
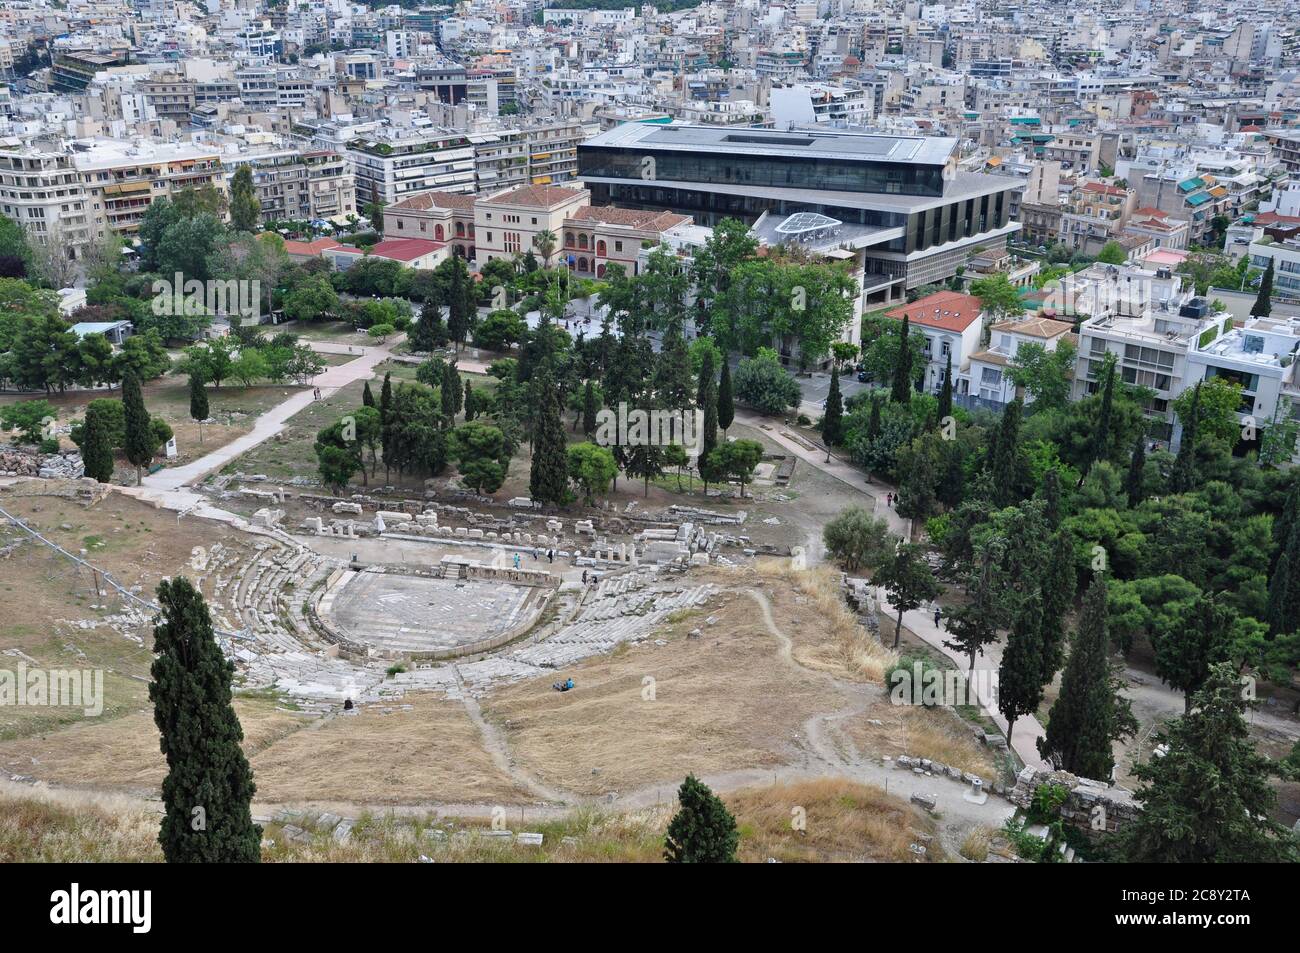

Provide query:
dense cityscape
left=0, top=0, right=1296, bottom=893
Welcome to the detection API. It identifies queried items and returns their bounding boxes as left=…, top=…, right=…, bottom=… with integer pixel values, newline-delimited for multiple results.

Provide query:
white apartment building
left=0, top=144, right=93, bottom=262
left=346, top=130, right=477, bottom=205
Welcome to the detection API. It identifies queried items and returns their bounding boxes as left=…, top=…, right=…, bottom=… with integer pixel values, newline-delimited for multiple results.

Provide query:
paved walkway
left=141, top=335, right=403, bottom=493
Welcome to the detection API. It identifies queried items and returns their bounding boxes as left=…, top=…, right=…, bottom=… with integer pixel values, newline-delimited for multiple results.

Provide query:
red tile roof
left=283, top=238, right=341, bottom=256
left=885, top=291, right=985, bottom=332
left=335, top=238, right=445, bottom=262
left=484, top=184, right=587, bottom=208
left=388, top=191, right=476, bottom=212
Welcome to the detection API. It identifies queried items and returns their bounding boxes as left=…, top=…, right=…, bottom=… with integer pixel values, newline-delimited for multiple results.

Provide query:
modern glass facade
left=579, top=145, right=947, bottom=197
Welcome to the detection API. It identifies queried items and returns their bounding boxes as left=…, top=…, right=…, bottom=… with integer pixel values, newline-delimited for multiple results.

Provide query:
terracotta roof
left=335, top=238, right=446, bottom=262
left=483, top=184, right=587, bottom=208
left=388, top=191, right=476, bottom=212
left=1132, top=207, right=1168, bottom=217
left=283, top=238, right=341, bottom=256
left=989, top=317, right=1073, bottom=339
left=1255, top=211, right=1300, bottom=226
left=567, top=205, right=690, bottom=231
left=1081, top=181, right=1128, bottom=197
left=885, top=291, right=985, bottom=333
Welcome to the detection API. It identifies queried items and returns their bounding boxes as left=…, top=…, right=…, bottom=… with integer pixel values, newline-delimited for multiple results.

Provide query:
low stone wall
left=1008, top=766, right=1140, bottom=836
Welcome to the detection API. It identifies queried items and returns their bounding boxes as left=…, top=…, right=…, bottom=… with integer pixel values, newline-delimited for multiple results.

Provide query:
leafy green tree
left=1122, top=663, right=1296, bottom=862
left=0, top=399, right=55, bottom=444
left=876, top=543, right=942, bottom=649
left=472, top=308, right=525, bottom=352
left=449, top=421, right=510, bottom=493
left=1172, top=375, right=1241, bottom=448
left=998, top=591, right=1046, bottom=749
left=229, top=165, right=261, bottom=233
left=1038, top=575, right=1137, bottom=778
left=189, top=373, right=209, bottom=444
left=1096, top=240, right=1127, bottom=265
left=567, top=441, right=618, bottom=503
left=822, top=507, right=893, bottom=572
left=121, top=372, right=153, bottom=485
left=314, top=418, right=362, bottom=492
left=77, top=332, right=118, bottom=389
left=732, top=350, right=800, bottom=416
left=663, top=774, right=739, bottom=864
left=707, top=438, right=764, bottom=497
left=970, top=272, right=1024, bottom=329
left=282, top=273, right=338, bottom=322
left=1007, top=340, right=1077, bottom=411
left=150, top=577, right=261, bottom=863
left=229, top=348, right=269, bottom=387
left=82, top=401, right=115, bottom=483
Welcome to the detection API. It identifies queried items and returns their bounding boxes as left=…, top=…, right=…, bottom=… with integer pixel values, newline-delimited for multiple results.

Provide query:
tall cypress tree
left=937, top=351, right=953, bottom=421
left=447, top=259, right=471, bottom=351
left=998, top=590, right=1046, bottom=750
left=867, top=392, right=882, bottom=440
left=1037, top=575, right=1136, bottom=779
left=82, top=401, right=115, bottom=483
left=150, top=577, right=261, bottom=863
left=122, top=371, right=152, bottom=486
left=362, top=381, right=375, bottom=408
left=1124, top=430, right=1146, bottom=508
left=717, top=358, right=734, bottom=435
left=987, top=398, right=1023, bottom=507
left=582, top=378, right=599, bottom=436
left=440, top=361, right=462, bottom=422
left=1038, top=529, right=1076, bottom=684
left=1122, top=663, right=1297, bottom=863
left=697, top=349, right=719, bottom=487
left=1170, top=381, right=1201, bottom=493
left=944, top=548, right=1003, bottom=673
left=1266, top=519, right=1300, bottom=636
left=890, top=313, right=912, bottom=403
left=189, top=372, right=209, bottom=446
left=1251, top=257, right=1274, bottom=318
left=379, top=372, right=394, bottom=481
left=821, top=363, right=844, bottom=454
left=529, top=366, right=569, bottom=505
left=1080, top=358, right=1115, bottom=482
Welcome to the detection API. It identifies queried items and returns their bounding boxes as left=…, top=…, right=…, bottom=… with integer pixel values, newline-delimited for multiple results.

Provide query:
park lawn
left=267, top=320, right=368, bottom=344
left=223, top=379, right=370, bottom=484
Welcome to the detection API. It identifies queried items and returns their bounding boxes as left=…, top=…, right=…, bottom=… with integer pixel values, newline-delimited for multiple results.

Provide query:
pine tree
left=998, top=591, right=1046, bottom=750
left=150, top=577, right=261, bottom=862
left=410, top=298, right=446, bottom=353
left=1124, top=431, right=1146, bottom=508
left=529, top=367, right=569, bottom=505
left=890, top=313, right=913, bottom=403
left=937, top=351, right=953, bottom=421
left=1251, top=257, right=1274, bottom=318
left=717, top=358, right=734, bottom=435
left=821, top=363, right=844, bottom=455
left=1170, top=381, right=1201, bottom=493
left=121, top=371, right=152, bottom=486
left=1037, top=575, right=1136, bottom=779
left=82, top=401, right=115, bottom=483
left=655, top=325, right=695, bottom=413
left=944, top=548, right=1003, bottom=672
left=1122, top=663, right=1297, bottom=863
left=362, top=381, right=375, bottom=408
left=189, top=372, right=209, bottom=446
left=663, top=774, right=739, bottom=863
